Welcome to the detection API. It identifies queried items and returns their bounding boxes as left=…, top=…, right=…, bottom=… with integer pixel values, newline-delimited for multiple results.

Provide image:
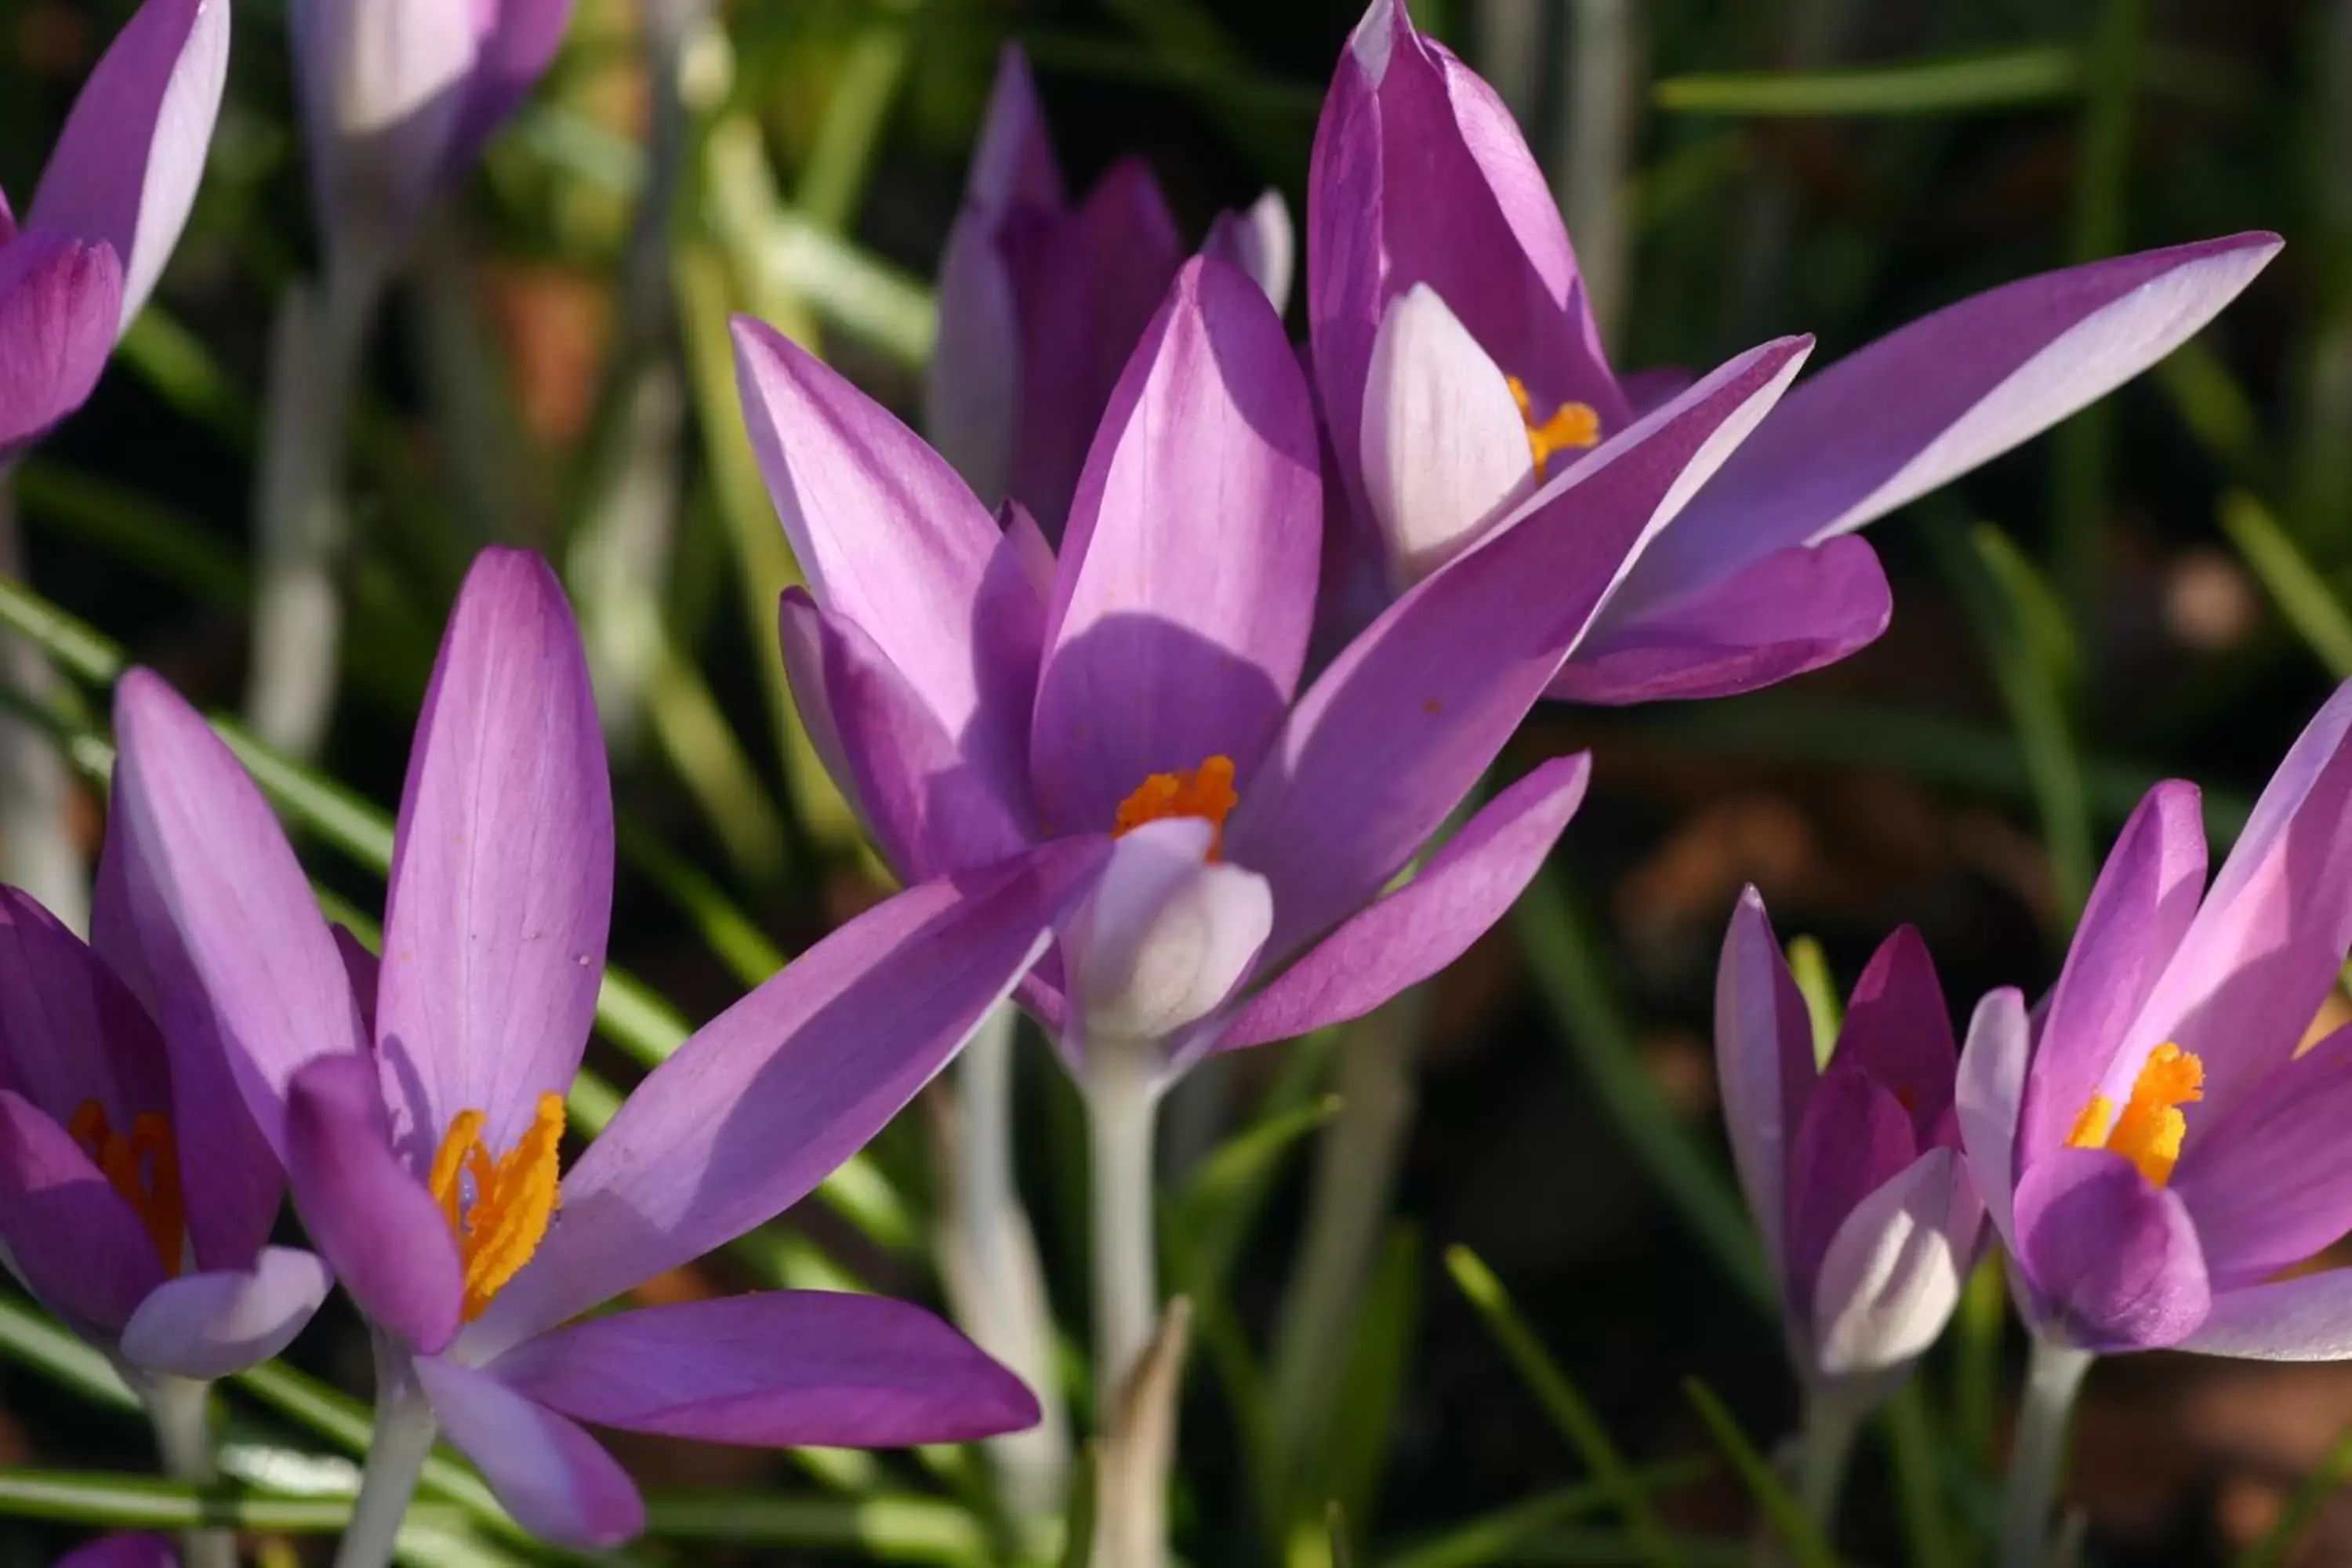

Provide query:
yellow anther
left=69, top=1099, right=184, bottom=1276
left=2064, top=1043, right=2205, bottom=1188
left=427, top=1094, right=566, bottom=1322
left=1112, top=755, right=1240, bottom=861
left=1507, top=376, right=1602, bottom=480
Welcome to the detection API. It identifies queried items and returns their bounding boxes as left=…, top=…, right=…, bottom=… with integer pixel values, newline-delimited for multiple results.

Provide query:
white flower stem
left=1083, top=1042, right=1163, bottom=1414
left=335, top=1344, right=439, bottom=1568
left=144, top=1375, right=233, bottom=1568
left=1795, top=1388, right=1864, bottom=1543
left=1998, top=1339, right=2095, bottom=1568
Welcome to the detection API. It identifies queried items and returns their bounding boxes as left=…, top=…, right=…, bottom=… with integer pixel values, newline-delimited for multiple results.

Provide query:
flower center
left=429, top=1093, right=566, bottom=1322
left=69, top=1100, right=184, bottom=1276
left=1507, top=376, right=1602, bottom=480
left=2065, top=1043, right=2205, bottom=1188
left=1112, top=755, right=1240, bottom=861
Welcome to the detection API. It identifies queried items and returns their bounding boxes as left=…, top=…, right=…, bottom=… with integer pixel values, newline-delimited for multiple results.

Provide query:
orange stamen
left=1507, top=376, right=1602, bottom=480
left=68, top=1100, right=184, bottom=1276
left=427, top=1094, right=566, bottom=1322
left=2064, top=1043, right=2205, bottom=1188
left=1112, top=756, right=1240, bottom=861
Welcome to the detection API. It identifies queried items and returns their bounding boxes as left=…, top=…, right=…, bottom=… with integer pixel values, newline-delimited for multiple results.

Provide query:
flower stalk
left=335, top=1341, right=440, bottom=1568
left=1998, top=1340, right=2094, bottom=1568
left=1794, top=1387, right=1865, bottom=1541
left=143, top=1375, right=233, bottom=1568
left=1083, top=1041, right=1163, bottom=1406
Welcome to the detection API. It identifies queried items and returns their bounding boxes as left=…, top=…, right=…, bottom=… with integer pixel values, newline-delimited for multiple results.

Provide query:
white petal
left=1811, top=1149, right=1980, bottom=1381
left=1064, top=820, right=1272, bottom=1053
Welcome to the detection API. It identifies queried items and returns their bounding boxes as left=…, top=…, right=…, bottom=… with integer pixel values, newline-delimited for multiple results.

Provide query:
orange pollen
left=2065, top=1042, right=2205, bottom=1188
left=1112, top=755, right=1240, bottom=862
left=1507, top=376, right=1602, bottom=480
left=427, top=1093, right=566, bottom=1322
left=68, top=1100, right=184, bottom=1276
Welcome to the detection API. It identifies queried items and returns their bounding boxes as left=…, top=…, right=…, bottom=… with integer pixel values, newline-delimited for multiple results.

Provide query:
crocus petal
left=0, top=230, right=122, bottom=452
left=1714, top=887, right=1818, bottom=1282
left=1811, top=1148, right=1979, bottom=1382
left=2179, top=1271, right=2352, bottom=1360
left=731, top=315, right=1044, bottom=801
left=493, top=1291, right=1040, bottom=1446
left=2013, top=1145, right=2210, bottom=1352
left=27, top=0, right=228, bottom=328
left=110, top=670, right=368, bottom=1160
left=1785, top=1059, right=1918, bottom=1320
left=1219, top=753, right=1588, bottom=1051
left=289, top=0, right=477, bottom=268
left=778, top=590, right=1033, bottom=881
left=964, top=45, right=1063, bottom=215
left=412, top=1354, right=644, bottom=1548
left=376, top=549, right=610, bottom=1163
left=1547, top=537, right=1891, bottom=705
left=926, top=212, right=1022, bottom=506
left=118, top=1247, right=332, bottom=1378
left=1031, top=256, right=1322, bottom=835
left=284, top=1054, right=461, bottom=1355
left=470, top=840, right=1108, bottom=1355
left=1835, top=924, right=1958, bottom=1138
left=333, top=924, right=381, bottom=1039
left=1204, top=189, right=1297, bottom=314
left=2172, top=1024, right=2352, bottom=1290
left=1359, top=284, right=1537, bottom=588
left=0, top=886, right=169, bottom=1130
left=0, top=1089, right=162, bottom=1334
left=1229, top=337, right=1809, bottom=961
left=2016, top=781, right=2206, bottom=1163
left=1955, top=986, right=2031, bottom=1252
left=445, top=0, right=570, bottom=175
left=1061, top=820, right=1272, bottom=1063
left=1613, top=234, right=2281, bottom=619
left=57, top=1537, right=176, bottom=1568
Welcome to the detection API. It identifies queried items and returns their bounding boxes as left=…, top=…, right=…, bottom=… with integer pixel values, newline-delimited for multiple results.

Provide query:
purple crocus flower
left=1718, top=895, right=1981, bottom=1400
left=107, top=548, right=1102, bottom=1545
left=925, top=45, right=1293, bottom=542
left=60, top=1537, right=176, bottom=1568
left=1957, top=681, right=2352, bottom=1358
left=1, top=0, right=229, bottom=457
left=739, top=252, right=1815, bottom=1079
left=1310, top=0, right=2279, bottom=701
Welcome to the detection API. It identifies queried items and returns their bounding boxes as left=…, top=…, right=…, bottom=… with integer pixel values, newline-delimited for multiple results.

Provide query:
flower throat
left=429, top=1093, right=566, bottom=1321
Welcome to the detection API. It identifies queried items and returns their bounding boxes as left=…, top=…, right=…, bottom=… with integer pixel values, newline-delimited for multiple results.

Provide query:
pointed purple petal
left=1714, top=887, right=1818, bottom=1283
left=0, top=230, right=122, bottom=452
left=0, top=1088, right=162, bottom=1334
left=2180, top=1272, right=2352, bottom=1360
left=1835, top=925, right=1958, bottom=1137
left=1785, top=1058, right=1918, bottom=1323
left=446, top=0, right=570, bottom=174
left=0, top=886, right=169, bottom=1131
left=2013, top=1145, right=2209, bottom=1352
left=1219, top=753, right=1588, bottom=1051
left=926, top=210, right=1021, bottom=506
left=118, top=1247, right=332, bottom=1378
left=413, top=1354, right=644, bottom=1548
left=965, top=45, right=1063, bottom=216
left=1809, top=1147, right=1979, bottom=1382
left=1955, top=986, right=2031, bottom=1253
left=285, top=1054, right=461, bottom=1354
left=493, top=1291, right=1040, bottom=1446
left=2172, top=1023, right=2352, bottom=1290
left=1031, top=257, right=1322, bottom=835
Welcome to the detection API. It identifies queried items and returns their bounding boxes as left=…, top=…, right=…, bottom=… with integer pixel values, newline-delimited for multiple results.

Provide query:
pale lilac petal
left=413, top=1354, right=644, bottom=1548
left=0, top=886, right=169, bottom=1131
left=1032, top=257, right=1322, bottom=835
left=1548, top=537, right=1890, bottom=705
left=376, top=549, right=610, bottom=1163
left=109, top=670, right=368, bottom=1156
left=469, top=840, right=1109, bottom=1355
left=28, top=0, right=229, bottom=325
left=1228, top=337, right=1809, bottom=960
left=0, top=1088, right=162, bottom=1334
left=2013, top=1145, right=2209, bottom=1352
left=1835, top=924, right=1958, bottom=1139
left=2172, top=1023, right=2352, bottom=1290
left=284, top=1054, right=461, bottom=1355
left=1615, top=234, right=2281, bottom=618
left=1785, top=1060, right=1918, bottom=1319
left=778, top=590, right=1033, bottom=881
left=289, top=0, right=476, bottom=265
left=1714, top=887, right=1818, bottom=1281
left=493, top=1291, right=1040, bottom=1446
left=1061, top=820, right=1272, bottom=1062
left=1204, top=190, right=1296, bottom=314
left=1810, top=1148, right=1979, bottom=1381
left=1955, top=986, right=2031, bottom=1252
left=118, top=1247, right=332, bottom=1378
left=2017, top=782, right=2206, bottom=1163
left=0, top=230, right=122, bottom=452
left=2180, top=1271, right=2352, bottom=1360
left=926, top=211, right=1021, bottom=505
left=446, top=0, right=570, bottom=173
left=57, top=1536, right=176, bottom=1568
left=1219, top=753, right=1588, bottom=1051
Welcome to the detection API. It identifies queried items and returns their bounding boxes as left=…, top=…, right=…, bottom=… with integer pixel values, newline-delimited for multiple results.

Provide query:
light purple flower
left=1957, top=680, right=2352, bottom=1356
left=1309, top=0, right=2278, bottom=702
left=59, top=1537, right=176, bottom=1568
left=107, top=547, right=1102, bottom=1544
left=1718, top=895, right=1980, bottom=1396
left=740, top=252, right=1814, bottom=1074
left=924, top=45, right=1292, bottom=541
left=0, top=0, right=229, bottom=456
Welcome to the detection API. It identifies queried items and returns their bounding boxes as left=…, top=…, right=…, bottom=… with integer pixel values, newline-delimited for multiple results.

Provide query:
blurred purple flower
left=107, top=548, right=1098, bottom=1545
left=738, top=253, right=1815, bottom=1075
left=1958, top=680, right=2352, bottom=1356
left=925, top=45, right=1293, bottom=542
left=1309, top=0, right=2279, bottom=700
left=1718, top=895, right=1980, bottom=1396
left=0, top=0, right=229, bottom=457
left=59, top=1537, right=176, bottom=1568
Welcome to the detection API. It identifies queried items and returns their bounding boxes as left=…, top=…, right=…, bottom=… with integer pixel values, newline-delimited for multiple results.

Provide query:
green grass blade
left=1654, top=49, right=2078, bottom=116
left=1881, top=1382, right=1960, bottom=1568
left=1375, top=1464, right=1711, bottom=1568
left=1682, top=1377, right=1842, bottom=1568
left=2220, top=489, right=2352, bottom=677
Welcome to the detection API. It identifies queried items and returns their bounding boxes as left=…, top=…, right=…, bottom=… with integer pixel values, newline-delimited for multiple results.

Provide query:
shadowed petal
left=927, top=211, right=1021, bottom=505
left=57, top=1537, right=176, bottom=1568
left=413, top=1354, right=644, bottom=1548
left=2180, top=1272, right=2352, bottom=1360
left=446, top=0, right=570, bottom=174
left=1204, top=190, right=1296, bottom=314
left=1785, top=1060, right=1918, bottom=1319
left=1836, top=925, right=1958, bottom=1138
left=0, top=886, right=169, bottom=1130
left=493, top=1292, right=1040, bottom=1446
left=0, top=230, right=122, bottom=452
left=1955, top=986, right=2031, bottom=1252
left=118, top=1247, right=332, bottom=1378
left=288, top=0, right=475, bottom=267
left=2173, top=1023, right=2352, bottom=1290
left=1219, top=753, right=1588, bottom=1051
left=1810, top=1148, right=1978, bottom=1381
left=1715, top=887, right=1818, bottom=1282
left=376, top=549, right=611, bottom=1163
left=964, top=45, right=1062, bottom=214
left=0, top=1089, right=162, bottom=1334
left=2013, top=1145, right=2210, bottom=1352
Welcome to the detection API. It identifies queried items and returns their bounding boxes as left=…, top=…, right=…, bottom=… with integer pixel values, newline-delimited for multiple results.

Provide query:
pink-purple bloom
left=1718, top=895, right=1981, bottom=1396
left=105, top=548, right=1099, bottom=1544
left=58, top=1537, right=176, bottom=1568
left=925, top=45, right=1292, bottom=543
left=1309, top=0, right=2279, bottom=699
left=1958, top=680, right=2352, bottom=1356
left=0, top=0, right=228, bottom=457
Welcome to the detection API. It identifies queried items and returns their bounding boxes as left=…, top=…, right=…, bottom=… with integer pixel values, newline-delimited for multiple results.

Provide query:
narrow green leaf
left=1682, top=1378, right=1842, bottom=1568
left=13, top=462, right=249, bottom=608
left=1881, top=1382, right=1960, bottom=1568
left=641, top=1491, right=989, bottom=1559
left=1174, top=1093, right=1342, bottom=1237
left=1377, top=1464, right=1712, bottom=1568
left=1317, top=1226, right=1424, bottom=1540
left=1654, top=49, right=2078, bottom=116
left=0, top=1469, right=390, bottom=1532
left=1058, top=1445, right=1099, bottom=1568
left=1785, top=936, right=1842, bottom=1068
left=0, top=1292, right=138, bottom=1410
left=2221, top=489, right=2352, bottom=677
